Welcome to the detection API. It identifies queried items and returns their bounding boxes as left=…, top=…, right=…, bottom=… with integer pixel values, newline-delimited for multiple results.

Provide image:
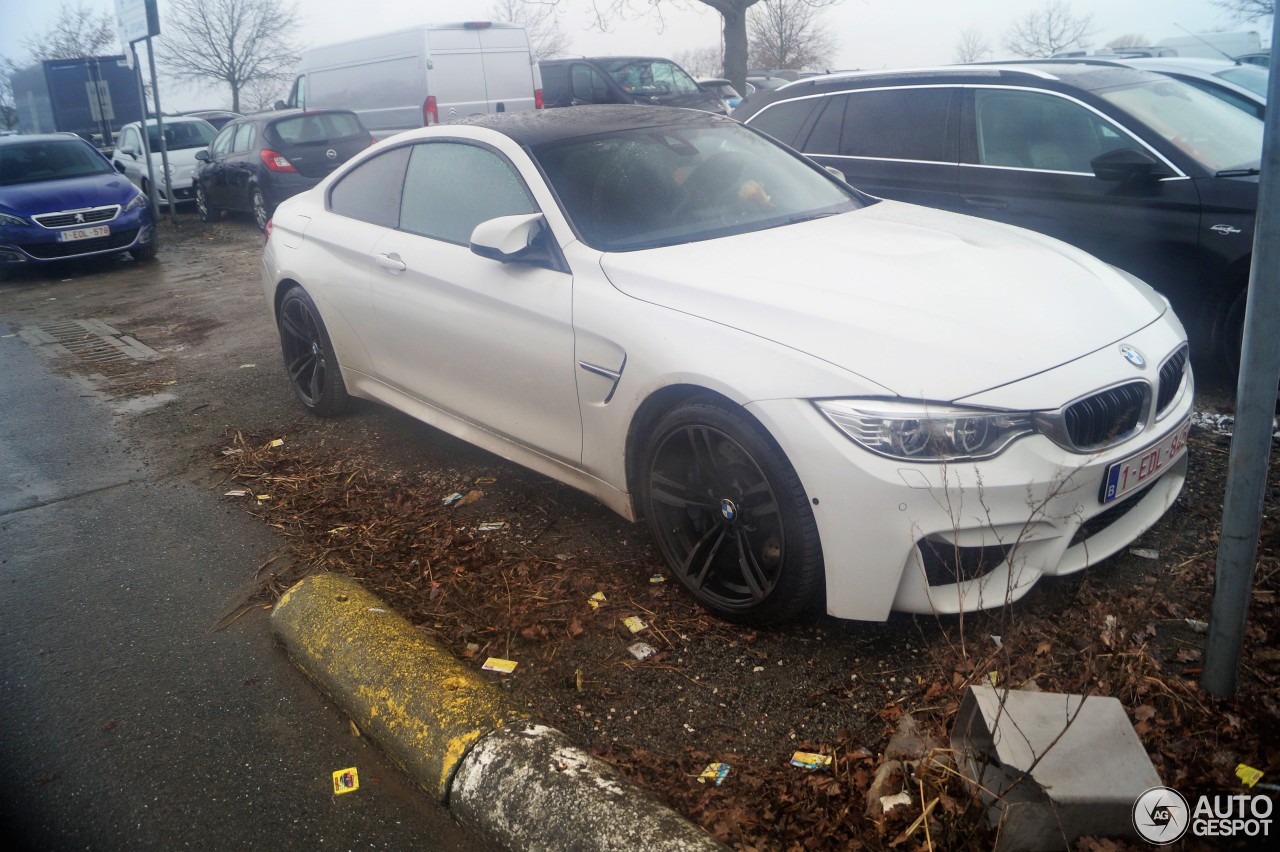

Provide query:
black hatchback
left=734, top=63, right=1263, bottom=367
left=193, top=109, right=373, bottom=230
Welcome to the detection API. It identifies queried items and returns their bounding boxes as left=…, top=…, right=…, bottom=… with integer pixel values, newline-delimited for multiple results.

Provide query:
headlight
left=124, top=192, right=147, bottom=211
left=815, top=399, right=1035, bottom=462
left=164, top=163, right=176, bottom=178
left=0, top=211, right=29, bottom=226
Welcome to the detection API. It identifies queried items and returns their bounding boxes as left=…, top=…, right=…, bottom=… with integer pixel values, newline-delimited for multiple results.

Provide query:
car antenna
left=1171, top=22, right=1242, bottom=63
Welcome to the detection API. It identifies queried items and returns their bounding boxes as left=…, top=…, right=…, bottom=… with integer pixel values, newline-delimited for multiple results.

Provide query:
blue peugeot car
left=0, top=133, right=156, bottom=279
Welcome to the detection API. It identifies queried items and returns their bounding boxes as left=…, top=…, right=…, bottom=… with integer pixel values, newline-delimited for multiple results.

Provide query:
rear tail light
left=260, top=149, right=296, bottom=172
left=424, top=95, right=439, bottom=126
left=534, top=88, right=544, bottom=110
left=264, top=218, right=273, bottom=240
left=369, top=135, right=378, bottom=147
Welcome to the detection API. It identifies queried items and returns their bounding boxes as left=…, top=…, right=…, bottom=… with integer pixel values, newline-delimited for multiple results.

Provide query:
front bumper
left=748, top=325, right=1193, bottom=622
left=0, top=208, right=155, bottom=265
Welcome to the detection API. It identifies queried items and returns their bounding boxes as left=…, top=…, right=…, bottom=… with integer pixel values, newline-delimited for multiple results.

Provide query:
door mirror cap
left=118, top=144, right=138, bottom=157
left=470, top=213, right=549, bottom=264
left=194, top=149, right=210, bottom=161
left=1091, top=148, right=1170, bottom=181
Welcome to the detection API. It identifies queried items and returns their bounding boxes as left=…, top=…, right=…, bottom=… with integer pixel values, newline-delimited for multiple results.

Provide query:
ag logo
left=1133, top=785, right=1189, bottom=844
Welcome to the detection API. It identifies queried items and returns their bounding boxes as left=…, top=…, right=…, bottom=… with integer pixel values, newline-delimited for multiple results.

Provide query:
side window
left=232, top=123, right=256, bottom=154
left=292, top=75, right=306, bottom=109
left=747, top=97, right=822, bottom=148
left=211, top=126, right=236, bottom=157
left=399, top=142, right=537, bottom=245
left=329, top=146, right=411, bottom=227
left=571, top=65, right=610, bottom=103
left=841, top=88, right=957, bottom=162
left=971, top=88, right=1137, bottom=173
left=805, top=95, right=848, bottom=155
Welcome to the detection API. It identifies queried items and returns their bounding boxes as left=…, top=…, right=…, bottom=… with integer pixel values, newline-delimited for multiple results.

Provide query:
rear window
left=0, top=138, right=113, bottom=186
left=269, top=113, right=366, bottom=145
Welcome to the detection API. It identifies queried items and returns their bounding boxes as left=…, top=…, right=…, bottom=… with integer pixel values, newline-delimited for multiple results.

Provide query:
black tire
left=277, top=285, right=353, bottom=417
left=640, top=399, right=823, bottom=625
left=1224, top=287, right=1280, bottom=401
left=195, top=183, right=220, bottom=223
left=130, top=237, right=157, bottom=262
left=251, top=186, right=270, bottom=231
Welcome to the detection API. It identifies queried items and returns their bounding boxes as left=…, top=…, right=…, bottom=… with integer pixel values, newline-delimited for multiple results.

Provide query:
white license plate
left=57, top=225, right=110, bottom=242
left=1101, top=416, right=1191, bottom=503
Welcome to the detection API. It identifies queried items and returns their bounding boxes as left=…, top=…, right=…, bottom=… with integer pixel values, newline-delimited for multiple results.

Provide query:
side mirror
left=470, top=213, right=553, bottom=266
left=274, top=100, right=288, bottom=111
left=194, top=149, right=210, bottom=161
left=118, top=144, right=137, bottom=157
left=1091, top=147, right=1169, bottom=182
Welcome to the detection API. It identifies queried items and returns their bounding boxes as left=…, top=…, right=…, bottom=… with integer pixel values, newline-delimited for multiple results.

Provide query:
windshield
left=1098, top=78, right=1263, bottom=172
left=598, top=59, right=700, bottom=97
left=533, top=121, right=862, bottom=251
left=0, top=138, right=113, bottom=186
left=1216, top=64, right=1269, bottom=97
left=146, top=120, right=216, bottom=151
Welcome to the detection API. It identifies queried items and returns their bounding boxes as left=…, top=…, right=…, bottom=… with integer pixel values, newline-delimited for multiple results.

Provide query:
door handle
left=963, top=196, right=1009, bottom=210
left=374, top=252, right=406, bottom=272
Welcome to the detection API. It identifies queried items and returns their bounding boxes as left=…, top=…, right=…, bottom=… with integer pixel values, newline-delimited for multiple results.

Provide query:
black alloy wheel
left=277, top=286, right=352, bottom=416
left=641, top=400, right=823, bottom=624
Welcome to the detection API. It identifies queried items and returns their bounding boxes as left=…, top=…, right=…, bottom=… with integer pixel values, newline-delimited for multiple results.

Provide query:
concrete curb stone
left=271, top=573, right=726, bottom=851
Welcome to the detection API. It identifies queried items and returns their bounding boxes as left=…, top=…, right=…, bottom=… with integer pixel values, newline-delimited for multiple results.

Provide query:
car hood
left=0, top=174, right=141, bottom=214
left=598, top=200, right=1167, bottom=400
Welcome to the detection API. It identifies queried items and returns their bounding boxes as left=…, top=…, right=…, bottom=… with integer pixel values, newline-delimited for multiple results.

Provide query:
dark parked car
left=734, top=63, right=1263, bottom=366
left=181, top=109, right=243, bottom=130
left=193, top=109, right=373, bottom=230
left=539, top=56, right=728, bottom=114
left=0, top=133, right=155, bottom=278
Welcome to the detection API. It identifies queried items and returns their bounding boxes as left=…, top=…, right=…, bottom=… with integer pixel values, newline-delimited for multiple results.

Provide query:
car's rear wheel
left=251, top=187, right=270, bottom=231
left=277, top=285, right=352, bottom=417
left=196, top=183, right=220, bottom=222
left=640, top=400, right=823, bottom=624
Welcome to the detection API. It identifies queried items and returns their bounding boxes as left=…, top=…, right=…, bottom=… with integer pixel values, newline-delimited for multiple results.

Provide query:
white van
left=284, top=22, right=542, bottom=139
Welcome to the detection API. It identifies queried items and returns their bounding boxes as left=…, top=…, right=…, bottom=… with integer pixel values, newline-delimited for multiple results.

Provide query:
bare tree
left=1213, top=0, right=1274, bottom=20
left=748, top=0, right=837, bottom=71
left=1003, top=1, right=1096, bottom=58
left=954, top=27, right=991, bottom=63
left=0, top=58, right=19, bottom=130
left=492, top=0, right=572, bottom=61
left=22, top=2, right=118, bottom=61
left=1105, top=33, right=1150, bottom=49
left=156, top=0, right=301, bottom=113
left=545, top=1, right=840, bottom=97
left=674, top=45, right=725, bottom=78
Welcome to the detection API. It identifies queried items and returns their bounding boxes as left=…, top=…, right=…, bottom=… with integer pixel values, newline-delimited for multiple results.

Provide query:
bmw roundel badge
left=1119, top=344, right=1146, bottom=369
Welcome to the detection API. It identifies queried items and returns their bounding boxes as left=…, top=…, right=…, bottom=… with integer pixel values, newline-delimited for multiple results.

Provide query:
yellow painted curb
left=271, top=573, right=527, bottom=801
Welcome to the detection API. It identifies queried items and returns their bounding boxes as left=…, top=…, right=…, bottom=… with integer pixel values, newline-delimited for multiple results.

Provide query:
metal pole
left=131, top=43, right=160, bottom=217
left=1200, top=13, right=1280, bottom=697
left=144, top=36, right=177, bottom=226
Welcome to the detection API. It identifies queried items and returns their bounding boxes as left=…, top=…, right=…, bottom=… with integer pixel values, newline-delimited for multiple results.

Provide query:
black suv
left=540, top=56, right=727, bottom=115
left=734, top=63, right=1262, bottom=365
left=193, top=109, right=373, bottom=230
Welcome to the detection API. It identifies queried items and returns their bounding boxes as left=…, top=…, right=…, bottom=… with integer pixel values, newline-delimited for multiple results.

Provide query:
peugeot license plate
left=1101, top=416, right=1191, bottom=504
left=57, top=225, right=109, bottom=242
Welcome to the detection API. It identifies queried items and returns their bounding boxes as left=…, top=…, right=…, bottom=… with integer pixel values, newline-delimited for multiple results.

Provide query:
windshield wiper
left=1217, top=167, right=1261, bottom=177
left=787, top=211, right=841, bottom=225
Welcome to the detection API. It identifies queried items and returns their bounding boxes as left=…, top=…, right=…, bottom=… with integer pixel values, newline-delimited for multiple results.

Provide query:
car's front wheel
left=277, top=285, right=352, bottom=417
left=251, top=186, right=270, bottom=231
left=195, top=183, right=220, bottom=223
left=640, top=399, right=824, bottom=624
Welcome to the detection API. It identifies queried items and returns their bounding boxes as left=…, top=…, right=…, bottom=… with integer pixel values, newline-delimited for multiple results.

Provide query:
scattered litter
left=223, top=489, right=249, bottom=498
left=991, top=635, right=1002, bottom=648
left=348, top=720, right=361, bottom=737
left=555, top=553, right=571, bottom=561
left=1185, top=618, right=1209, bottom=634
left=790, top=751, right=832, bottom=770
left=1130, top=548, right=1159, bottom=560
left=456, top=490, right=484, bottom=507
left=628, top=641, right=657, bottom=661
left=752, top=666, right=765, bottom=673
left=368, top=607, right=386, bottom=614
left=477, top=521, right=506, bottom=532
left=649, top=573, right=666, bottom=584
left=220, top=447, right=242, bottom=456
left=266, top=438, right=284, bottom=448
left=482, top=657, right=518, bottom=674
left=463, top=642, right=481, bottom=657
left=475, top=476, right=497, bottom=485
left=255, top=494, right=271, bottom=503
left=1192, top=409, right=1280, bottom=438
left=1, top=333, right=14, bottom=338
left=442, top=492, right=463, bottom=506
left=880, top=791, right=913, bottom=812
left=575, top=667, right=585, bottom=692
left=588, top=592, right=607, bottom=610
left=327, top=526, right=349, bottom=534
left=239, top=363, right=256, bottom=369
left=698, top=763, right=731, bottom=786
left=1236, top=764, right=1264, bottom=787
left=332, top=767, right=359, bottom=795
left=988, top=671, right=1000, bottom=687
left=622, top=616, right=647, bottom=634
